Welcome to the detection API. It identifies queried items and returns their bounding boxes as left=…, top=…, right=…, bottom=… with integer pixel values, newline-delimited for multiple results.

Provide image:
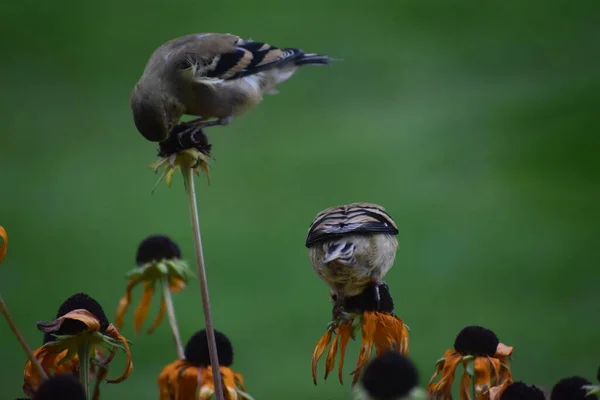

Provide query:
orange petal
left=311, top=329, right=333, bottom=385
left=427, top=350, right=463, bottom=400
left=337, top=322, right=352, bottom=385
left=494, top=343, right=513, bottom=358
left=488, top=380, right=511, bottom=400
left=198, top=366, right=217, bottom=400
left=324, top=330, right=340, bottom=381
left=0, top=225, right=7, bottom=264
left=373, top=313, right=409, bottom=356
left=115, top=278, right=141, bottom=330
left=147, top=293, right=166, bottom=334
left=170, top=277, right=186, bottom=293
left=352, top=312, right=378, bottom=385
left=37, top=309, right=101, bottom=333
left=488, top=357, right=501, bottom=385
left=174, top=364, right=199, bottom=400
left=23, top=347, right=47, bottom=396
left=133, top=283, right=155, bottom=333
left=459, top=368, right=472, bottom=400
left=158, top=360, right=186, bottom=400
left=104, top=324, right=133, bottom=383
left=474, top=357, right=492, bottom=400
left=234, top=372, right=246, bottom=391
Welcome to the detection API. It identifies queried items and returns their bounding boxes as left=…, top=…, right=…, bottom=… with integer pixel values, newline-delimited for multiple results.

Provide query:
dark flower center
left=157, top=124, right=212, bottom=159
left=343, top=283, right=394, bottom=314
left=453, top=326, right=499, bottom=357
left=501, top=381, right=546, bottom=400
left=136, top=234, right=181, bottom=265
left=551, top=376, right=594, bottom=400
left=185, top=329, right=234, bottom=367
left=360, top=351, right=418, bottom=399
left=34, top=374, right=86, bottom=400
left=56, top=292, right=110, bottom=334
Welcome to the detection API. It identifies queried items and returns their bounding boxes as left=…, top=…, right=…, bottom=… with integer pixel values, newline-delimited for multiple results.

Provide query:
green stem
left=182, top=166, right=225, bottom=400
left=78, top=343, right=91, bottom=400
left=0, top=293, right=48, bottom=381
left=161, top=275, right=185, bottom=359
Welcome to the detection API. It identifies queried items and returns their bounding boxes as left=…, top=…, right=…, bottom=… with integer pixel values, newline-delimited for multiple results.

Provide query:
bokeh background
left=1, top=1, right=599, bottom=399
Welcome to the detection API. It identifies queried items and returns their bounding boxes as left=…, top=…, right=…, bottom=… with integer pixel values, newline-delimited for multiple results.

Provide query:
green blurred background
left=1, top=1, right=599, bottom=399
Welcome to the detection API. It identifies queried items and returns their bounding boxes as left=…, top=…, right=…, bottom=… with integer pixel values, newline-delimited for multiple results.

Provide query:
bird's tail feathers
left=294, top=53, right=335, bottom=66
left=321, top=241, right=357, bottom=265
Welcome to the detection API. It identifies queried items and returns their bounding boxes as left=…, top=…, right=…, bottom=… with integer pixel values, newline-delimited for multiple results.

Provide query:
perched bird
left=130, top=32, right=332, bottom=144
left=305, top=202, right=399, bottom=315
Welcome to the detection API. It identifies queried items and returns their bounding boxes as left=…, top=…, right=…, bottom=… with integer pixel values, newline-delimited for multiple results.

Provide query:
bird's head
left=130, top=82, right=181, bottom=142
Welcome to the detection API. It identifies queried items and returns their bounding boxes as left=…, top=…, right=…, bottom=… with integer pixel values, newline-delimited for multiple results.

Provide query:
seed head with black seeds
left=360, top=351, right=419, bottom=400
left=136, top=234, right=182, bottom=265
left=453, top=326, right=499, bottom=357
left=55, top=292, right=109, bottom=334
left=185, top=329, right=234, bottom=367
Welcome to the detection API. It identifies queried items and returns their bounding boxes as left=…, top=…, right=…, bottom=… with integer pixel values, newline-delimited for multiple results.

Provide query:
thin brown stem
left=182, top=166, right=225, bottom=400
left=161, top=275, right=185, bottom=359
left=0, top=293, right=48, bottom=381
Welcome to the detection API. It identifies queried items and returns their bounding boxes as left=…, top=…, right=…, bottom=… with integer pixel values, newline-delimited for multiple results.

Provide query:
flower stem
left=78, top=343, right=91, bottom=400
left=182, top=166, right=225, bottom=400
left=0, top=293, right=48, bottom=381
left=161, top=275, right=185, bottom=359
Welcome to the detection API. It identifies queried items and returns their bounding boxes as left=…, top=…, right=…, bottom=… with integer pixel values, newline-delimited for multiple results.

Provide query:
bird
left=130, top=32, right=333, bottom=145
left=305, top=202, right=399, bottom=317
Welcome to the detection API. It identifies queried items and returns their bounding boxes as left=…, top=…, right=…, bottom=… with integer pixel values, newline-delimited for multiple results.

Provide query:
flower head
left=551, top=376, right=596, bottom=400
left=0, top=225, right=7, bottom=264
left=115, top=234, right=193, bottom=334
left=312, top=283, right=410, bottom=386
left=23, top=293, right=133, bottom=398
left=354, top=351, right=426, bottom=400
left=158, top=329, right=254, bottom=400
left=500, top=381, right=546, bottom=400
left=150, top=126, right=212, bottom=190
left=34, top=374, right=86, bottom=400
left=427, top=326, right=514, bottom=400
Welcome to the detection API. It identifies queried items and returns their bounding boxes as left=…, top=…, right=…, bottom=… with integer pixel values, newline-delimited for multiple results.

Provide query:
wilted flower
left=115, top=234, right=193, bottom=334
left=158, top=329, right=254, bottom=400
left=551, top=376, right=596, bottom=400
left=23, top=293, right=133, bottom=398
left=312, top=283, right=410, bottom=385
left=427, top=325, right=513, bottom=400
left=0, top=225, right=7, bottom=263
left=500, top=381, right=546, bottom=400
left=354, top=350, right=426, bottom=400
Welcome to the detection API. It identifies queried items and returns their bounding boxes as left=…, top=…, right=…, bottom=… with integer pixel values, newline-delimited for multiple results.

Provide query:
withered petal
left=494, top=343, right=513, bottom=358
left=147, top=293, right=166, bottom=334
left=459, top=368, right=472, bottom=400
left=0, top=225, right=7, bottom=263
left=324, top=331, right=340, bottom=380
left=115, top=278, right=141, bottom=330
left=104, top=324, right=133, bottom=384
left=337, top=323, right=352, bottom=385
left=37, top=309, right=101, bottom=333
left=133, top=282, right=155, bottom=333
left=311, top=329, right=333, bottom=385
left=351, top=312, right=378, bottom=385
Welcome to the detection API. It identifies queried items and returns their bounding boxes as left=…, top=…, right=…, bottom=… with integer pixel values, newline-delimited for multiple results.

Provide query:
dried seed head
left=453, top=326, right=499, bottom=357
left=136, top=234, right=181, bottom=265
left=56, top=292, right=109, bottom=334
left=185, top=329, right=234, bottom=367
left=360, top=351, right=418, bottom=399
left=343, top=283, right=394, bottom=314
left=551, top=376, right=594, bottom=400
left=501, top=381, right=546, bottom=400
left=34, top=374, right=86, bottom=400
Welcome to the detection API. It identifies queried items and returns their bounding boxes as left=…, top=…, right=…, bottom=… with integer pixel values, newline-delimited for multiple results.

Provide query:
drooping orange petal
left=23, top=346, right=80, bottom=397
left=158, top=360, right=186, bottom=400
left=373, top=313, right=409, bottom=356
left=176, top=364, right=200, bottom=400
left=459, top=368, right=472, bottom=400
left=234, top=372, right=246, bottom=391
left=427, top=350, right=463, bottom=400
left=37, top=309, right=101, bottom=333
left=488, top=357, right=501, bottom=385
left=324, top=330, right=340, bottom=380
left=115, top=278, right=142, bottom=330
left=352, top=311, right=378, bottom=385
left=170, top=277, right=186, bottom=293
left=474, top=357, right=492, bottom=400
left=488, top=380, right=511, bottom=400
left=337, top=322, right=352, bottom=385
left=104, top=324, right=133, bottom=383
left=133, top=282, right=155, bottom=333
left=0, top=225, right=7, bottom=264
left=494, top=343, right=513, bottom=358
left=147, top=293, right=166, bottom=334
left=311, top=329, right=333, bottom=385
left=220, top=367, right=240, bottom=400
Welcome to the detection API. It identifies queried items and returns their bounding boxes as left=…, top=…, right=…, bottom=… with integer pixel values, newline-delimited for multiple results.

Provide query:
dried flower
left=551, top=376, right=596, bottom=400
left=500, top=381, right=546, bottom=400
left=158, top=329, right=254, bottom=400
left=427, top=326, right=513, bottom=400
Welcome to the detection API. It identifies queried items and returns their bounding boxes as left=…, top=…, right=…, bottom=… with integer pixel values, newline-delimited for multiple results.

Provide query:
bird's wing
left=305, top=203, right=399, bottom=247
left=173, top=35, right=307, bottom=83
